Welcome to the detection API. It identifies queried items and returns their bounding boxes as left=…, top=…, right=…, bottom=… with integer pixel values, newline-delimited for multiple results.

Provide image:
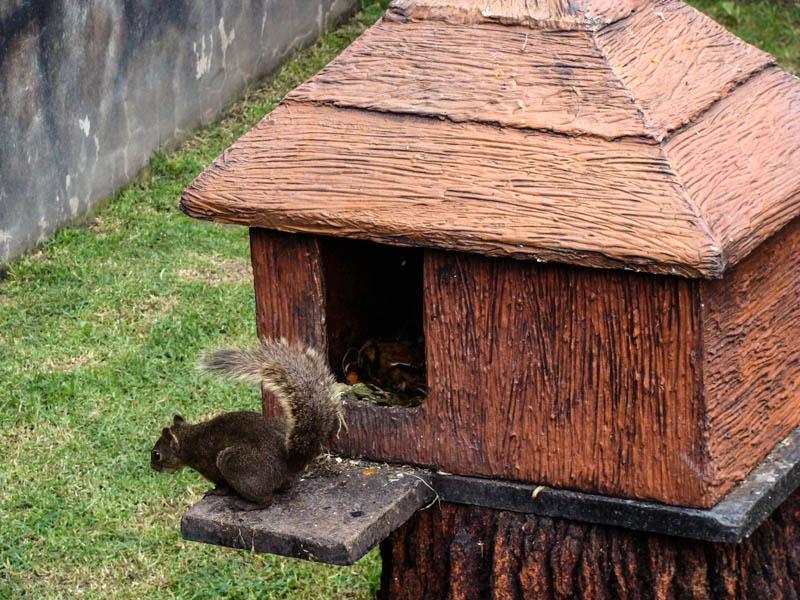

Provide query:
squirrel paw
left=204, top=485, right=232, bottom=498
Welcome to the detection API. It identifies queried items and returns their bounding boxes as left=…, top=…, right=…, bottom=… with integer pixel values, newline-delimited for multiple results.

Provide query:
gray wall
left=0, top=0, right=356, bottom=262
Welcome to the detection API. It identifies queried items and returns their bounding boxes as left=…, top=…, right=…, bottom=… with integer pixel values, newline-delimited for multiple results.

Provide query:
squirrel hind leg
left=216, top=444, right=287, bottom=508
left=223, top=492, right=274, bottom=512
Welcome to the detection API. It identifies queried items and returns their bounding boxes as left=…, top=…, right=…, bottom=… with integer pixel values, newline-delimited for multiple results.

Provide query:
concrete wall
left=0, top=0, right=356, bottom=262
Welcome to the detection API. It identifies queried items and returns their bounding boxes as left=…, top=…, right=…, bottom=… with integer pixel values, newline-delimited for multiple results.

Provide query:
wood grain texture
left=334, top=250, right=712, bottom=507
left=250, top=228, right=326, bottom=348
left=183, top=1, right=800, bottom=278
left=700, top=218, right=800, bottom=499
left=387, top=0, right=645, bottom=30
left=664, top=68, right=800, bottom=268
left=424, top=251, right=707, bottom=505
left=289, top=20, right=649, bottom=139
left=380, top=496, right=800, bottom=600
left=596, top=0, right=774, bottom=138
left=183, top=104, right=721, bottom=278
left=250, top=228, right=800, bottom=507
left=181, top=461, right=433, bottom=566
left=296, top=1, right=771, bottom=140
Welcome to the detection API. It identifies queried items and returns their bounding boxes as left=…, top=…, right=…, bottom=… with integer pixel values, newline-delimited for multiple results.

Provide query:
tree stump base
left=380, top=492, right=800, bottom=600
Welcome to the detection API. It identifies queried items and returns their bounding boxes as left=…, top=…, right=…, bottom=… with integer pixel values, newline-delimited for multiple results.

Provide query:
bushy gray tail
left=200, top=339, right=343, bottom=462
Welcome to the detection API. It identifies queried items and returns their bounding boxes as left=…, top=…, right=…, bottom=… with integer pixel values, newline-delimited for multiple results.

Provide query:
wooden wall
left=250, top=221, right=800, bottom=508
left=700, top=217, right=800, bottom=501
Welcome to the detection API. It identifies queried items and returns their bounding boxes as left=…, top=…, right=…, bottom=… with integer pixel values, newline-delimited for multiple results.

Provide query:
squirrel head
left=150, top=415, right=186, bottom=473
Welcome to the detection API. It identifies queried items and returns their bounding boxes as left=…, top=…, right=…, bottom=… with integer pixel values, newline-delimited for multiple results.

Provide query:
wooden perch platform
left=181, top=461, right=434, bottom=565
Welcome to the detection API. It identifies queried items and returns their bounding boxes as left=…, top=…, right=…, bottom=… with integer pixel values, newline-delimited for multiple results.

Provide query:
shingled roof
left=181, top=0, right=800, bottom=278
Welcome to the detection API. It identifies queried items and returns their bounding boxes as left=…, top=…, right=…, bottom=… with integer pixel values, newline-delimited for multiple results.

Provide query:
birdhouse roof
left=181, top=0, right=800, bottom=278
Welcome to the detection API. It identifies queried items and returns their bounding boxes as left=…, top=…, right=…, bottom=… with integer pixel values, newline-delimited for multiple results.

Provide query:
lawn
left=1, top=1, right=797, bottom=598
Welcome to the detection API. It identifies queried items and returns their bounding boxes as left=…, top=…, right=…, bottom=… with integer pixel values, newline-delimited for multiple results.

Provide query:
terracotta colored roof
left=386, top=0, right=647, bottom=30
left=182, top=0, right=800, bottom=278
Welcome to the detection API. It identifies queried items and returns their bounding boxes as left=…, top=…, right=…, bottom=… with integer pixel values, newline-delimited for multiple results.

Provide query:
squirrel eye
left=151, top=450, right=161, bottom=461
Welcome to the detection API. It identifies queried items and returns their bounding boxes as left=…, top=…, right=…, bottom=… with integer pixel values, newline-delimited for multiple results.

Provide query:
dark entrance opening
left=320, top=237, right=426, bottom=407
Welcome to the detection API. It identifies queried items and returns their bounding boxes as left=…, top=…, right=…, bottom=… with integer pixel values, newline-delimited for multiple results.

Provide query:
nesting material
left=340, top=339, right=427, bottom=407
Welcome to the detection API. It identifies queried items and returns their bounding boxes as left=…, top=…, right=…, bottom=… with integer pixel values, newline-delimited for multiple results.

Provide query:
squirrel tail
left=200, top=338, right=344, bottom=462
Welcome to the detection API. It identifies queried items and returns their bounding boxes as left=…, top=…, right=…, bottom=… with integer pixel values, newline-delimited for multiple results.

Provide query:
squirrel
left=150, top=338, right=344, bottom=508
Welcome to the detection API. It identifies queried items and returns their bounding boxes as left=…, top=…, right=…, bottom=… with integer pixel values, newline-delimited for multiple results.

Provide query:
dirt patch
left=176, top=256, right=251, bottom=287
left=40, top=350, right=100, bottom=373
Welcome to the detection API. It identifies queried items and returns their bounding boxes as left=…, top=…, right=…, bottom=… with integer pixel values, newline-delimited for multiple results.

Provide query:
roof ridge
left=588, top=28, right=661, bottom=139
left=590, top=27, right=730, bottom=278
left=386, top=0, right=647, bottom=31
left=653, top=62, right=777, bottom=143
left=282, top=98, right=658, bottom=144
left=286, top=16, right=658, bottom=142
left=657, top=140, right=725, bottom=277
left=660, top=67, right=800, bottom=271
left=591, top=0, right=775, bottom=141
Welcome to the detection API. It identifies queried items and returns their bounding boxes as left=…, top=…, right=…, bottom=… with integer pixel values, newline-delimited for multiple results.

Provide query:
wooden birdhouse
left=180, top=0, right=800, bottom=591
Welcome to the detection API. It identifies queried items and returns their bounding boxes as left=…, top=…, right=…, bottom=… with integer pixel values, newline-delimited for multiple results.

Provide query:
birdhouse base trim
left=429, top=422, right=800, bottom=543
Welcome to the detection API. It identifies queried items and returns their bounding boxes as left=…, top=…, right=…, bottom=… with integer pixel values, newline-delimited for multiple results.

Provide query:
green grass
left=0, top=1, right=797, bottom=598
left=0, top=3, right=388, bottom=598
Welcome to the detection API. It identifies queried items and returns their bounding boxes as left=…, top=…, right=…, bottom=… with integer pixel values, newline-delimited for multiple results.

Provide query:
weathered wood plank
left=387, top=0, right=645, bottom=30
left=181, top=460, right=434, bottom=565
left=596, top=0, right=773, bottom=137
left=665, top=68, right=800, bottom=267
left=423, top=251, right=709, bottom=506
left=289, top=20, right=648, bottom=139
left=701, top=217, right=800, bottom=500
left=380, top=493, right=800, bottom=600
left=183, top=104, right=720, bottom=278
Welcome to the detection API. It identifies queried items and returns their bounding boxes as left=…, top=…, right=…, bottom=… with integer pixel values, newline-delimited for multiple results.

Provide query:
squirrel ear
left=162, top=427, right=180, bottom=450
left=173, top=414, right=185, bottom=426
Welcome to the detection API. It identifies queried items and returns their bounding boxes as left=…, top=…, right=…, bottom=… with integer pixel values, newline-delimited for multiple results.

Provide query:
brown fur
left=151, top=339, right=343, bottom=507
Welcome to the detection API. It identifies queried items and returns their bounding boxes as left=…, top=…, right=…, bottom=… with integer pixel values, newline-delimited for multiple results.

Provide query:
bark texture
left=251, top=224, right=800, bottom=508
left=298, top=1, right=772, bottom=139
left=334, top=249, right=709, bottom=506
left=186, top=103, right=718, bottom=278
left=595, top=0, right=772, bottom=135
left=380, top=494, right=800, bottom=600
left=290, top=20, right=652, bottom=139
left=664, top=68, right=800, bottom=267
left=250, top=229, right=325, bottom=348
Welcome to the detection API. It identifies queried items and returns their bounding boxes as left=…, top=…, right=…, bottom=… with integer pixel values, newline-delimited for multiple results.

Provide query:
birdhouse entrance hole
left=320, top=238, right=427, bottom=407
